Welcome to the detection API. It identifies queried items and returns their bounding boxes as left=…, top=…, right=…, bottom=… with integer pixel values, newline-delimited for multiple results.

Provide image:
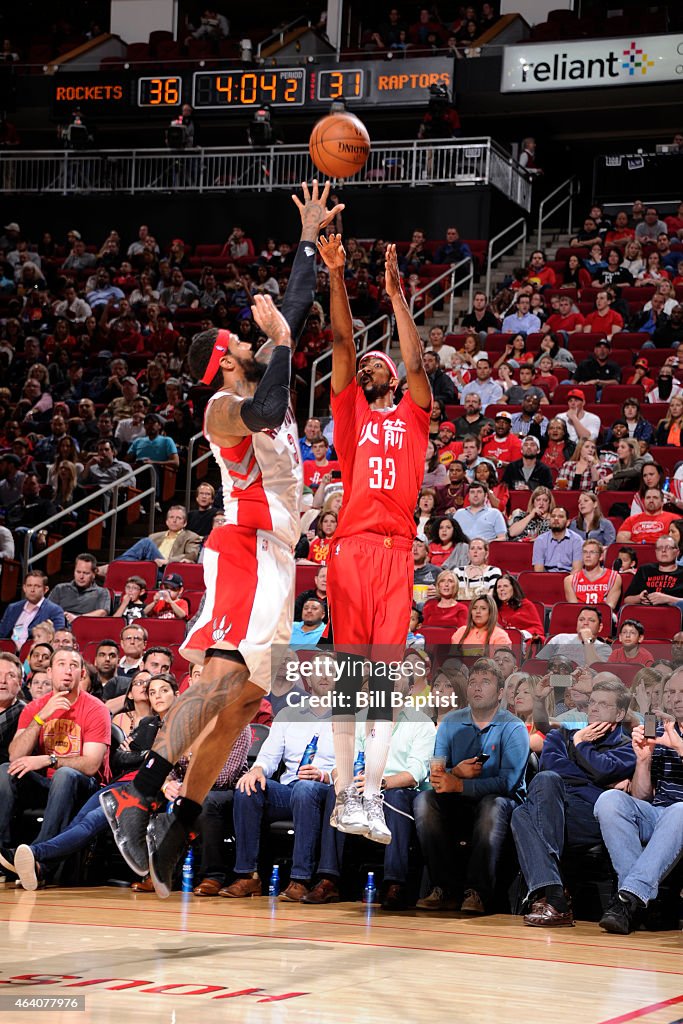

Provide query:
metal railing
left=408, top=258, right=474, bottom=333
left=537, top=176, right=579, bottom=250
left=185, top=431, right=212, bottom=509
left=23, top=464, right=157, bottom=571
left=256, top=17, right=312, bottom=57
left=0, top=137, right=532, bottom=209
left=485, top=216, right=528, bottom=297
left=308, top=313, right=392, bottom=419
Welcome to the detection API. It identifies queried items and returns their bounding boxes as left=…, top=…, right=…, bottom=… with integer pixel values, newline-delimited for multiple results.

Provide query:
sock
left=172, top=796, right=203, bottom=831
left=332, top=719, right=355, bottom=793
left=619, top=890, right=644, bottom=908
left=364, top=719, right=392, bottom=799
left=545, top=884, right=569, bottom=912
left=134, top=753, right=175, bottom=798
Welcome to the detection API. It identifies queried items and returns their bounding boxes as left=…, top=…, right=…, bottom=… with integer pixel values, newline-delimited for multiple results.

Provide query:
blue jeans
left=317, top=785, right=419, bottom=885
left=233, top=778, right=330, bottom=881
left=0, top=763, right=99, bottom=846
left=117, top=538, right=163, bottom=562
left=29, top=781, right=122, bottom=864
left=594, top=789, right=683, bottom=904
left=510, top=771, right=603, bottom=894
left=414, top=789, right=515, bottom=904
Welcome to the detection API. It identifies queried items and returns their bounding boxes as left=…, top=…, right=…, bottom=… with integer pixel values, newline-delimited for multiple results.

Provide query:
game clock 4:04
left=192, top=69, right=305, bottom=108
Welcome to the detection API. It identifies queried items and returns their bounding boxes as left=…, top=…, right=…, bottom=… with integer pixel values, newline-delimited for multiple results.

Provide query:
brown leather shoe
left=219, top=875, right=262, bottom=898
left=131, top=876, right=154, bottom=893
left=193, top=878, right=223, bottom=897
left=279, top=880, right=310, bottom=902
left=381, top=883, right=410, bottom=911
left=524, top=899, right=575, bottom=927
left=301, top=878, right=341, bottom=905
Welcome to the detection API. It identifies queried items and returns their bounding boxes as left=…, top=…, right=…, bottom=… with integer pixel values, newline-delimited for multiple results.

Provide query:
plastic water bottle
left=362, top=871, right=377, bottom=905
left=181, top=847, right=194, bottom=893
left=353, top=751, right=365, bottom=777
left=268, top=864, right=280, bottom=897
left=299, top=734, right=319, bottom=769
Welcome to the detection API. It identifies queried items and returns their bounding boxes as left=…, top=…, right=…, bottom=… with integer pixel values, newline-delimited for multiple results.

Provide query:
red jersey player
left=563, top=539, right=622, bottom=611
left=317, top=235, right=431, bottom=844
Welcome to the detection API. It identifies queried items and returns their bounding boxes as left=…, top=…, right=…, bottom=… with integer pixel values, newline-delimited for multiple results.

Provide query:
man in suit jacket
left=103, top=505, right=202, bottom=574
left=0, top=571, right=66, bottom=645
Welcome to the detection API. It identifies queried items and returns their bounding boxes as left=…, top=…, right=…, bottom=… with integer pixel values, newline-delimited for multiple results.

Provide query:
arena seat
left=509, top=491, right=581, bottom=518
left=105, top=561, right=158, bottom=593
left=296, top=564, right=320, bottom=593
left=600, top=384, right=645, bottom=403
left=165, top=562, right=205, bottom=590
left=517, top=571, right=568, bottom=606
left=553, top=383, right=597, bottom=404
left=611, top=333, right=649, bottom=349
left=605, top=543, right=657, bottom=568
left=597, top=491, right=636, bottom=516
left=488, top=541, right=533, bottom=574
left=422, top=626, right=455, bottom=649
left=649, top=447, right=683, bottom=476
left=549, top=602, right=613, bottom=638
left=617, top=605, right=682, bottom=636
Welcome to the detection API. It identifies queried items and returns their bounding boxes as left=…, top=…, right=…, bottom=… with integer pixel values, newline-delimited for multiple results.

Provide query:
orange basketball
left=309, top=113, right=371, bottom=179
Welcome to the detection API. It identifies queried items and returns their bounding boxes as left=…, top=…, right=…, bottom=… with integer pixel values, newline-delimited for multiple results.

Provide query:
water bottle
left=181, top=847, right=194, bottom=893
left=268, top=864, right=280, bottom=897
left=353, top=751, right=365, bottom=777
left=362, top=871, right=377, bottom=905
left=299, top=733, right=319, bottom=770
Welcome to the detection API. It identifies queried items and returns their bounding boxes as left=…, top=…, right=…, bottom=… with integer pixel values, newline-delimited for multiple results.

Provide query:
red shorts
left=181, top=524, right=294, bottom=691
left=327, top=532, right=413, bottom=656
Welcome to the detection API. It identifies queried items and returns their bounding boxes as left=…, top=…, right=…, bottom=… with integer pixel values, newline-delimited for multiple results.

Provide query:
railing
left=537, top=176, right=579, bottom=250
left=256, top=17, right=312, bottom=57
left=185, top=431, right=212, bottom=510
left=0, top=137, right=532, bottom=209
left=308, top=313, right=392, bottom=419
left=23, top=464, right=157, bottom=571
left=408, top=258, right=474, bottom=333
left=485, top=216, right=528, bottom=297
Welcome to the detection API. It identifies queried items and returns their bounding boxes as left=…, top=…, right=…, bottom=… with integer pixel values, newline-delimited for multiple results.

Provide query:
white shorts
left=180, top=524, right=295, bottom=692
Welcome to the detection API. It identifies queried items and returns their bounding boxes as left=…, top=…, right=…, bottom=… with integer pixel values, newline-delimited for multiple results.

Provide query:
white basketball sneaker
left=332, top=785, right=369, bottom=835
left=363, top=794, right=392, bottom=845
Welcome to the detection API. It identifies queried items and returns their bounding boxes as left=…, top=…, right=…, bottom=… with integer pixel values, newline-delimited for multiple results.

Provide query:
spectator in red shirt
left=0, top=648, right=110, bottom=851
left=624, top=361, right=655, bottom=396
left=527, top=250, right=556, bottom=290
left=143, top=573, right=189, bottom=620
left=583, top=290, right=624, bottom=338
left=665, top=201, right=683, bottom=240
left=607, top=620, right=655, bottom=667
left=494, top=573, right=545, bottom=638
left=604, top=210, right=635, bottom=249
left=542, top=294, right=585, bottom=335
left=303, top=436, right=339, bottom=488
left=482, top=411, right=523, bottom=464
left=616, top=489, right=679, bottom=543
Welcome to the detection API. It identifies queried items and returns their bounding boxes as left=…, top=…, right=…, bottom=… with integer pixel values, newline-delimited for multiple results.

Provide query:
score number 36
left=368, top=457, right=396, bottom=490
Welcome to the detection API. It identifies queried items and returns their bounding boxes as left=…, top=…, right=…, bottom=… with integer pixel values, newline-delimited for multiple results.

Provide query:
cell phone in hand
left=330, top=470, right=342, bottom=480
left=643, top=713, right=657, bottom=739
left=475, top=753, right=490, bottom=764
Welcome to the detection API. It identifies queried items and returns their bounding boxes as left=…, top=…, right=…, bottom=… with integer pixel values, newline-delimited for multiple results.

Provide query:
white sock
left=332, top=719, right=355, bottom=794
left=363, top=720, right=392, bottom=799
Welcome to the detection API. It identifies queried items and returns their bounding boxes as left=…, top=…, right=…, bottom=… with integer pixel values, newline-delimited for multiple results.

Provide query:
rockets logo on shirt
left=358, top=418, right=407, bottom=450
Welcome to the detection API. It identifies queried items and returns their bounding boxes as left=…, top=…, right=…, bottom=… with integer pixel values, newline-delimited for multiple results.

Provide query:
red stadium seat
left=605, top=662, right=643, bottom=689
left=605, top=543, right=657, bottom=568
left=0, top=639, right=17, bottom=653
left=649, top=448, right=683, bottom=476
left=553, top=383, right=597, bottom=404
left=508, top=491, right=580, bottom=518
left=296, top=564, right=320, bottom=594
left=611, top=333, right=649, bottom=349
left=72, top=617, right=121, bottom=646
left=165, top=563, right=205, bottom=590
left=600, top=384, right=645, bottom=403
left=105, top=561, right=158, bottom=593
left=138, top=619, right=187, bottom=645
left=617, top=605, right=682, bottom=636
left=549, top=602, right=613, bottom=638
left=517, top=571, right=568, bottom=606
left=598, top=492, right=636, bottom=516
left=488, top=541, right=533, bottom=574
left=422, top=626, right=455, bottom=650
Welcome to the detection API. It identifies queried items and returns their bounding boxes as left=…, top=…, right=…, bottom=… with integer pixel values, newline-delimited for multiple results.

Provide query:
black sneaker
left=599, top=892, right=641, bottom=935
left=0, top=846, right=16, bottom=874
left=99, top=785, right=160, bottom=876
left=147, top=813, right=193, bottom=900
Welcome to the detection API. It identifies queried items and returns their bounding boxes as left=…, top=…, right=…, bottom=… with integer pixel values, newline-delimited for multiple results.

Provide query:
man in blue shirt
left=532, top=507, right=583, bottom=573
left=512, top=677, right=635, bottom=927
left=594, top=668, right=683, bottom=934
left=128, top=414, right=179, bottom=469
left=290, top=599, right=326, bottom=649
left=502, top=293, right=542, bottom=335
left=414, top=657, right=529, bottom=913
left=86, top=268, right=125, bottom=312
left=454, top=482, right=507, bottom=542
left=459, top=358, right=503, bottom=413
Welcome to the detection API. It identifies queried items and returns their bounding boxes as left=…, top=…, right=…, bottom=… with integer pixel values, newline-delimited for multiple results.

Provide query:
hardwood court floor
left=0, top=887, right=681, bottom=1024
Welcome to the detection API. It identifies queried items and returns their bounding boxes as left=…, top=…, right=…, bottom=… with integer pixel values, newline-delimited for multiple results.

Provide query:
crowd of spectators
left=0, top=196, right=682, bottom=930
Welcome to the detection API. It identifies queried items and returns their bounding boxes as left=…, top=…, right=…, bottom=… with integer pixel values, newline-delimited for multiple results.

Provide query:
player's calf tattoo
left=151, top=667, right=248, bottom=764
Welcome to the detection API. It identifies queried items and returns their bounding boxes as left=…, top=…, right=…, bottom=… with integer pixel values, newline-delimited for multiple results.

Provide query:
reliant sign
left=501, top=34, right=683, bottom=92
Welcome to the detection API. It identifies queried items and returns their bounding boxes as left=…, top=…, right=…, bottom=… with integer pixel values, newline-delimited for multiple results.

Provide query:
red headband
left=201, top=329, right=236, bottom=385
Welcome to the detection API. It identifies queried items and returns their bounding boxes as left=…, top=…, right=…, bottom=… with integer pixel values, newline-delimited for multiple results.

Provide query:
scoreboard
left=50, top=58, right=453, bottom=119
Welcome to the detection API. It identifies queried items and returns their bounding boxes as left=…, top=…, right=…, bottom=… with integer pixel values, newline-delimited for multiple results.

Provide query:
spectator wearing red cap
left=435, top=421, right=463, bottom=465
left=583, top=290, right=623, bottom=338
left=557, top=389, right=601, bottom=443
left=623, top=362, right=655, bottom=397
left=482, top=412, right=522, bottom=464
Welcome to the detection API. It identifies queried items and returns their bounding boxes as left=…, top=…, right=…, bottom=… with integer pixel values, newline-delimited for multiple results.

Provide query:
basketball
left=309, top=112, right=371, bottom=179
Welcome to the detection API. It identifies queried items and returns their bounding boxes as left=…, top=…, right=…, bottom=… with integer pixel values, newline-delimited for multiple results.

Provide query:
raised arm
left=384, top=243, right=432, bottom=411
left=318, top=233, right=356, bottom=395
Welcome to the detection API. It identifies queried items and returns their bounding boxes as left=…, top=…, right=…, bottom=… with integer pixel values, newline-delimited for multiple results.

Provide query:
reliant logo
left=520, top=39, right=655, bottom=86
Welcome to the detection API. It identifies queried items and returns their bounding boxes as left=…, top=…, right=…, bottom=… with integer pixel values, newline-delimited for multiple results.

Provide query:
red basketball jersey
left=331, top=380, right=430, bottom=541
left=570, top=567, right=618, bottom=604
